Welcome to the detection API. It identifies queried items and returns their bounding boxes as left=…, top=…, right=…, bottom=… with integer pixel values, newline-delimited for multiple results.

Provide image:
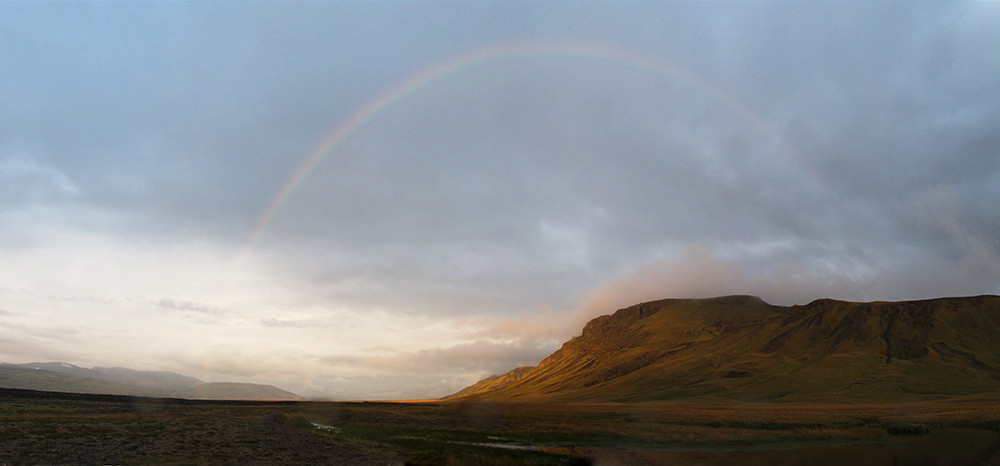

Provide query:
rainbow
left=242, top=41, right=807, bottom=255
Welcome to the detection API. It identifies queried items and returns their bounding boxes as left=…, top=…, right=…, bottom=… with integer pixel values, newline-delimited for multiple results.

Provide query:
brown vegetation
left=5, top=388, right=1000, bottom=465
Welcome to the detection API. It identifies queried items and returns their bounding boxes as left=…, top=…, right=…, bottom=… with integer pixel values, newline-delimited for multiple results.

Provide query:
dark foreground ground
left=3, top=388, right=1000, bottom=465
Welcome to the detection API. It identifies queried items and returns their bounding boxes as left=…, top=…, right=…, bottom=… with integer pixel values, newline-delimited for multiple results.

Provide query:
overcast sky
left=1, top=2, right=998, bottom=400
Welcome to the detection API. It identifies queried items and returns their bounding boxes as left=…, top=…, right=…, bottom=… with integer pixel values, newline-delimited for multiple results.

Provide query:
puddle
left=310, top=422, right=342, bottom=434
left=396, top=435, right=537, bottom=451
left=443, top=440, right=538, bottom=451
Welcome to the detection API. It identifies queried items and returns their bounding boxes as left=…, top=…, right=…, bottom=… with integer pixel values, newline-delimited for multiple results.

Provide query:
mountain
left=172, top=382, right=303, bottom=401
left=447, top=366, right=535, bottom=399
left=448, top=295, right=1000, bottom=402
left=90, top=366, right=203, bottom=393
left=0, top=365, right=151, bottom=396
left=8, top=362, right=202, bottom=394
left=0, top=363, right=302, bottom=400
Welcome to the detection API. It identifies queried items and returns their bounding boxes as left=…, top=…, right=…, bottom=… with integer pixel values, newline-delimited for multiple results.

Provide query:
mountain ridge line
left=448, top=294, right=1000, bottom=403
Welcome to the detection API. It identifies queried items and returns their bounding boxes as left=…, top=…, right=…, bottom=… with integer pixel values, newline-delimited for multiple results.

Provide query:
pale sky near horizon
left=1, top=2, right=998, bottom=400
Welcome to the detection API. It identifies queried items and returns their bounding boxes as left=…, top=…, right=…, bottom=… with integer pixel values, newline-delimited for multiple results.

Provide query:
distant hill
left=90, top=366, right=203, bottom=393
left=0, top=363, right=302, bottom=400
left=448, top=295, right=1000, bottom=402
left=173, top=382, right=303, bottom=401
left=0, top=365, right=151, bottom=396
left=8, top=362, right=202, bottom=394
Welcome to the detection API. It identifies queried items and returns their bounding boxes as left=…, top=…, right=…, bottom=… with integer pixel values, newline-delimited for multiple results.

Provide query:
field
left=2, top=388, right=1000, bottom=465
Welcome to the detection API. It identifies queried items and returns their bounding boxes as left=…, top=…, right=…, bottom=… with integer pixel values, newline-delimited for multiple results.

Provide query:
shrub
left=885, top=424, right=930, bottom=436
left=405, top=450, right=447, bottom=466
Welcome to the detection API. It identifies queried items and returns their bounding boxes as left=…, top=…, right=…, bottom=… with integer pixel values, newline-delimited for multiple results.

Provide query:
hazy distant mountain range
left=0, top=362, right=302, bottom=400
left=450, top=295, right=1000, bottom=402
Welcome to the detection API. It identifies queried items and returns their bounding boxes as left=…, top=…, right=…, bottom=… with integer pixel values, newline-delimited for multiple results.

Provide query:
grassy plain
left=3, top=388, right=1000, bottom=465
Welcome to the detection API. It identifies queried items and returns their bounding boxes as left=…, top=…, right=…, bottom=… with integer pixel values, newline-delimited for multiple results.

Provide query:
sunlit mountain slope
left=447, top=366, right=536, bottom=399
left=450, top=295, right=1000, bottom=402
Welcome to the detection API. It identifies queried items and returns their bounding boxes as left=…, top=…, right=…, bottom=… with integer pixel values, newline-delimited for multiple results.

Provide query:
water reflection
left=542, top=429, right=1000, bottom=466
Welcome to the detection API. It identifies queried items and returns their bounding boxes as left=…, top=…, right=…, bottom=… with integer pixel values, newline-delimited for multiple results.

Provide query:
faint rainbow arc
left=242, top=41, right=806, bottom=256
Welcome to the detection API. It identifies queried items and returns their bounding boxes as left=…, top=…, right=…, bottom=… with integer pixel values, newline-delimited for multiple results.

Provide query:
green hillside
left=451, top=295, right=1000, bottom=402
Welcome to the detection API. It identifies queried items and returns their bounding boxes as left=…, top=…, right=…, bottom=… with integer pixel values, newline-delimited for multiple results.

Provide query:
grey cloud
left=311, top=340, right=560, bottom=400
left=319, top=355, right=362, bottom=367
left=0, top=152, right=79, bottom=206
left=151, top=299, right=223, bottom=315
left=576, top=246, right=998, bottom=315
left=2, top=2, right=999, bottom=399
left=51, top=295, right=119, bottom=306
left=335, top=340, right=553, bottom=377
left=260, top=317, right=339, bottom=329
left=264, top=54, right=834, bottom=316
left=305, top=372, right=477, bottom=401
left=172, top=351, right=311, bottom=380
